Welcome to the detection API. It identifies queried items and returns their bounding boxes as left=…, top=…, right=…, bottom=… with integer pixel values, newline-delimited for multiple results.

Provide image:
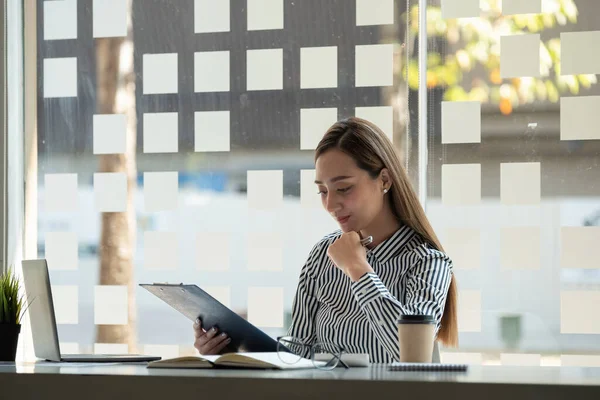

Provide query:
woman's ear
left=380, top=168, right=392, bottom=190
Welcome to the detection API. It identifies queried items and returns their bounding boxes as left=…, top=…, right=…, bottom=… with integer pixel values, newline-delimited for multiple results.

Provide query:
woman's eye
left=337, top=186, right=352, bottom=193
left=317, top=190, right=327, bottom=195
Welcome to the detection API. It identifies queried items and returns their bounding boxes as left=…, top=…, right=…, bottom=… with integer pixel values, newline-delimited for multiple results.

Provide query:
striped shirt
left=287, top=224, right=453, bottom=363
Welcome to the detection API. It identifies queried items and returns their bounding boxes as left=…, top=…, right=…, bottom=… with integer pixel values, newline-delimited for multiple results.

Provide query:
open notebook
left=147, top=352, right=326, bottom=370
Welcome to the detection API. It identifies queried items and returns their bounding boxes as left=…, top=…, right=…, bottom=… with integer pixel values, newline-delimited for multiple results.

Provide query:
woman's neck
left=360, top=207, right=401, bottom=249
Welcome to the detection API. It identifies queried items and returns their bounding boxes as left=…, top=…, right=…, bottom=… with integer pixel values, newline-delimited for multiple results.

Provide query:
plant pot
left=0, top=324, right=21, bottom=362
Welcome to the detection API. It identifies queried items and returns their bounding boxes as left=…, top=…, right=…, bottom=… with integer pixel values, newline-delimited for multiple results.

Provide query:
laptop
left=22, top=259, right=161, bottom=363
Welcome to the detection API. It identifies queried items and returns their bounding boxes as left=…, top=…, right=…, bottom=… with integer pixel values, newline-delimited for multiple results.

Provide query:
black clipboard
left=139, top=283, right=279, bottom=353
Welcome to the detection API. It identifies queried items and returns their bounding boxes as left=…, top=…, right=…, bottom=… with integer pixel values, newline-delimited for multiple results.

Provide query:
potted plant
left=0, top=267, right=28, bottom=362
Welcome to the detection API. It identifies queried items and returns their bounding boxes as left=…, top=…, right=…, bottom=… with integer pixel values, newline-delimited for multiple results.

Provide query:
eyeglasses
left=276, top=336, right=350, bottom=370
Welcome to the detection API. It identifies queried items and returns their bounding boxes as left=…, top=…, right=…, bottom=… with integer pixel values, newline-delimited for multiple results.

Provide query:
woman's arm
left=351, top=253, right=453, bottom=361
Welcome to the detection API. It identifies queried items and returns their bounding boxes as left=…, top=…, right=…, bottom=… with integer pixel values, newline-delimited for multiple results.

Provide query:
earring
left=383, top=188, right=388, bottom=194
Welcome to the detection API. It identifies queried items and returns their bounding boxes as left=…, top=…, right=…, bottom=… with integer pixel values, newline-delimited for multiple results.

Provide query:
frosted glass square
left=500, top=34, right=541, bottom=78
left=300, top=108, right=337, bottom=150
left=144, top=172, right=178, bottom=212
left=93, top=114, right=126, bottom=155
left=502, top=0, right=541, bottom=15
left=355, top=44, right=393, bottom=87
left=441, top=352, right=482, bottom=364
left=45, top=174, right=77, bottom=212
left=247, top=0, right=283, bottom=31
left=93, top=0, right=127, bottom=38
left=501, top=227, right=540, bottom=270
left=60, top=343, right=80, bottom=354
left=195, top=0, right=230, bottom=33
left=44, top=58, right=77, bottom=98
left=561, top=355, right=600, bottom=367
left=458, top=290, right=481, bottom=332
left=442, top=164, right=481, bottom=206
left=144, top=231, right=178, bottom=270
left=247, top=170, right=283, bottom=210
left=94, top=343, right=128, bottom=354
left=197, top=233, right=230, bottom=271
left=500, top=353, right=541, bottom=366
left=52, top=286, right=78, bottom=324
left=561, top=227, right=600, bottom=269
left=247, top=49, right=283, bottom=91
left=44, top=0, right=77, bottom=40
left=561, top=31, right=600, bottom=75
left=301, top=169, right=321, bottom=208
left=248, top=287, right=284, bottom=328
left=94, top=172, right=127, bottom=212
left=195, top=111, right=230, bottom=152
left=204, top=286, right=231, bottom=308
left=356, top=0, right=393, bottom=26
left=247, top=233, right=283, bottom=271
left=94, top=286, right=128, bottom=325
left=195, top=51, right=230, bottom=92
left=561, top=291, right=600, bottom=334
left=45, top=232, right=78, bottom=270
left=355, top=106, right=393, bottom=142
left=301, top=47, right=337, bottom=89
left=143, top=53, right=178, bottom=94
left=441, top=0, right=479, bottom=18
left=442, top=101, right=481, bottom=144
left=444, top=228, right=480, bottom=270
left=143, top=112, right=178, bottom=153
left=560, top=96, right=600, bottom=141
left=501, top=162, right=541, bottom=205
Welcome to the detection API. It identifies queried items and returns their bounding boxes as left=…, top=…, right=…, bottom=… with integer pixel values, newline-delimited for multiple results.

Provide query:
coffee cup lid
left=397, top=314, right=435, bottom=324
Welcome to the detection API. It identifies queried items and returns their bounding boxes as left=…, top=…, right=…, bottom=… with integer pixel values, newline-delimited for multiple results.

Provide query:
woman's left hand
left=327, top=232, right=374, bottom=282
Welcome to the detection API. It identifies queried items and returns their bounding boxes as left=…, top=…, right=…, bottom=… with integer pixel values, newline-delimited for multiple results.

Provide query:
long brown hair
left=315, top=117, right=458, bottom=347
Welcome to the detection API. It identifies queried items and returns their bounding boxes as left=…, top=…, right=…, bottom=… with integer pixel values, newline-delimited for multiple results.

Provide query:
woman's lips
left=336, top=216, right=350, bottom=224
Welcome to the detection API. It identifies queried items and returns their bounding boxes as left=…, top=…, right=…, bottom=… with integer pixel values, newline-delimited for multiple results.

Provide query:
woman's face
left=315, top=149, right=386, bottom=233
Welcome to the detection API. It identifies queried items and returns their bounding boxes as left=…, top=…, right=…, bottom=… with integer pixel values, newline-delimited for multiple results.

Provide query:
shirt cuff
left=351, top=272, right=392, bottom=306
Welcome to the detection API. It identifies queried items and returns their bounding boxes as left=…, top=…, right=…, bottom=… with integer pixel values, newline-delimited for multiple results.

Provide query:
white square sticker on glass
left=44, top=0, right=77, bottom=40
left=247, top=170, right=283, bottom=210
left=458, top=290, right=481, bottom=332
left=500, top=162, right=541, bottom=205
left=441, top=352, right=482, bottom=365
left=560, top=96, right=600, bottom=141
left=247, top=49, right=283, bottom=91
left=247, top=0, right=284, bottom=31
left=45, top=173, right=78, bottom=212
left=195, top=111, right=230, bottom=152
left=144, top=172, right=178, bottom=212
left=45, top=232, right=78, bottom=271
left=143, top=112, right=179, bottom=153
left=442, top=101, right=481, bottom=144
left=197, top=232, right=230, bottom=271
left=195, top=51, right=230, bottom=93
left=501, top=227, right=541, bottom=270
left=94, top=286, right=128, bottom=325
left=203, top=286, right=231, bottom=309
left=60, top=343, right=80, bottom=355
left=195, top=0, right=230, bottom=33
left=143, top=53, right=178, bottom=95
left=444, top=228, right=480, bottom=270
left=301, top=46, right=337, bottom=89
left=440, top=0, right=479, bottom=18
left=355, top=106, right=393, bottom=143
left=500, top=34, right=541, bottom=78
left=52, top=286, right=78, bottom=325
left=560, top=227, right=600, bottom=269
left=561, top=355, right=600, bottom=367
left=500, top=353, right=541, bottom=366
left=93, top=114, right=126, bottom=155
left=442, top=164, right=481, bottom=206
left=93, top=0, right=127, bottom=38
left=94, top=172, right=127, bottom=212
left=301, top=169, right=321, bottom=208
left=247, top=233, right=283, bottom=271
left=94, top=343, right=128, bottom=354
left=355, top=44, right=393, bottom=87
left=248, top=287, right=284, bottom=328
left=561, top=31, right=600, bottom=75
left=300, top=108, right=337, bottom=150
left=561, top=291, right=600, bottom=334
left=144, top=231, right=178, bottom=270
left=501, top=0, right=541, bottom=15
left=44, top=58, right=77, bottom=98
left=356, top=0, right=393, bottom=26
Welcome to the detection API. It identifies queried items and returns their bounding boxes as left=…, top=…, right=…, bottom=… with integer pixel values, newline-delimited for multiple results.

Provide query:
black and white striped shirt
left=287, top=224, right=453, bottom=363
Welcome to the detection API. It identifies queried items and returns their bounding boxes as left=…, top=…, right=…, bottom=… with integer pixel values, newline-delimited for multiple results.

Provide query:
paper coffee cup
left=397, top=314, right=436, bottom=363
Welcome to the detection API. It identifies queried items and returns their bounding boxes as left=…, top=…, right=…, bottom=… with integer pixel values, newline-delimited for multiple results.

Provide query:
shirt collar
left=366, top=224, right=415, bottom=264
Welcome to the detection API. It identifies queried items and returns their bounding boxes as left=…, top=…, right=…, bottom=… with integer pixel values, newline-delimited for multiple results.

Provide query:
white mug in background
left=397, top=314, right=436, bottom=363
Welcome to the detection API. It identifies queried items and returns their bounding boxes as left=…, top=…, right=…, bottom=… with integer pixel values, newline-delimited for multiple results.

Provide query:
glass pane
left=422, top=0, right=600, bottom=366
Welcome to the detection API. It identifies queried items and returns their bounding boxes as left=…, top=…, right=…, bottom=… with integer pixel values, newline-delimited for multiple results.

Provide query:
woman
left=193, top=117, right=458, bottom=362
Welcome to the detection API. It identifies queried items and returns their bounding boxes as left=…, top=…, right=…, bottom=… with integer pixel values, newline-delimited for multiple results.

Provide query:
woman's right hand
left=193, top=319, right=231, bottom=355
